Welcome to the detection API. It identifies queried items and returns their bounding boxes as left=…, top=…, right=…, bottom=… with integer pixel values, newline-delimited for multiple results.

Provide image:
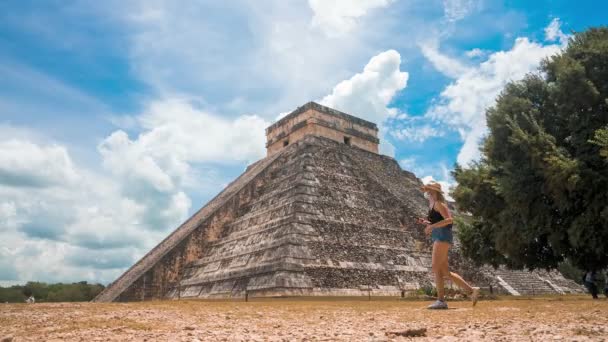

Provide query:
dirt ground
left=1, top=296, right=607, bottom=341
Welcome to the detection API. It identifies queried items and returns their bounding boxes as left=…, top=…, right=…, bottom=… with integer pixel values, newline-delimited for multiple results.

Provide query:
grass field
left=1, top=296, right=607, bottom=341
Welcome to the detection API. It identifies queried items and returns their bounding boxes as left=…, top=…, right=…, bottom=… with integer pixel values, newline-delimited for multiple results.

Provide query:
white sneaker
left=471, top=287, right=480, bottom=307
left=427, top=299, right=448, bottom=310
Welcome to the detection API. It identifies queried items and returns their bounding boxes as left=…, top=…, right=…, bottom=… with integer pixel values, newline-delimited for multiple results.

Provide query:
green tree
left=0, top=282, right=105, bottom=303
left=589, top=126, right=608, bottom=159
left=453, top=27, right=608, bottom=272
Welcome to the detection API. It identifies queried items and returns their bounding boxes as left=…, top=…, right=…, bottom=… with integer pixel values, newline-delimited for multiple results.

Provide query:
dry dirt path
left=1, top=296, right=607, bottom=341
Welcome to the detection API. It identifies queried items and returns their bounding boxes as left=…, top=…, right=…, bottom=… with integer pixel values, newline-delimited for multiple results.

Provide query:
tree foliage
left=0, top=281, right=104, bottom=303
left=453, top=27, right=608, bottom=271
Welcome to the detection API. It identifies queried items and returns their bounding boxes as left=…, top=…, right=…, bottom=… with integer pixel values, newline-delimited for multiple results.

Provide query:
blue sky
left=1, top=0, right=606, bottom=284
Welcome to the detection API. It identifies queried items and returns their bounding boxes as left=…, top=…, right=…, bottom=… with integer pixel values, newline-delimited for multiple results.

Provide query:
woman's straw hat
left=421, top=182, right=444, bottom=194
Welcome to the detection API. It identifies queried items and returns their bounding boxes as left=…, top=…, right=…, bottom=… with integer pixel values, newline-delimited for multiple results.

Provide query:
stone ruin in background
left=94, top=102, right=582, bottom=302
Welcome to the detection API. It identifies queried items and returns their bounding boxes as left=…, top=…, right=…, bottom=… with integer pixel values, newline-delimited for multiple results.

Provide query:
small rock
left=1, top=336, right=13, bottom=342
left=386, top=328, right=427, bottom=337
left=184, top=326, right=195, bottom=331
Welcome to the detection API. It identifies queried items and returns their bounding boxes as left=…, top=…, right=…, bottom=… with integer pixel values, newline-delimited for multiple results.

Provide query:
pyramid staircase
left=485, top=268, right=584, bottom=296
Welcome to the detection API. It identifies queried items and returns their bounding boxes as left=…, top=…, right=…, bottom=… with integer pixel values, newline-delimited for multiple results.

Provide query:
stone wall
left=267, top=120, right=379, bottom=156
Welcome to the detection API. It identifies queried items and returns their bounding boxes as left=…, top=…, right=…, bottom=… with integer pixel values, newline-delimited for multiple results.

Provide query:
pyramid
left=94, top=102, right=582, bottom=302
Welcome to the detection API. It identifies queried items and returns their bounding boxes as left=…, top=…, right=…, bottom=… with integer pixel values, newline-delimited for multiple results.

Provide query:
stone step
left=195, top=231, right=318, bottom=265
left=242, top=184, right=319, bottom=215
left=493, top=270, right=557, bottom=294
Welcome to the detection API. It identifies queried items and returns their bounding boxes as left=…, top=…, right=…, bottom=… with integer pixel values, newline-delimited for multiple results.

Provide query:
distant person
left=583, top=271, right=599, bottom=299
left=417, top=182, right=479, bottom=309
left=23, top=288, right=35, bottom=304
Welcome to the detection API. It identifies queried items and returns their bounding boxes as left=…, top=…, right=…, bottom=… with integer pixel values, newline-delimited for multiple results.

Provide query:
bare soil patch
left=1, top=296, right=607, bottom=341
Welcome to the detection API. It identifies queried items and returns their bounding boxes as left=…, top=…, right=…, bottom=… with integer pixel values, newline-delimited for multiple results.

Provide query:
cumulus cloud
left=308, top=0, right=394, bottom=36
left=0, top=138, right=185, bottom=283
left=0, top=244, right=19, bottom=280
left=320, top=50, right=408, bottom=124
left=544, top=18, right=570, bottom=46
left=116, top=0, right=390, bottom=117
left=420, top=39, right=471, bottom=79
left=318, top=49, right=408, bottom=157
left=399, top=157, right=453, bottom=190
left=98, top=98, right=270, bottom=233
left=0, top=140, right=79, bottom=188
left=465, top=48, right=487, bottom=58
left=100, top=98, right=268, bottom=188
left=0, top=202, right=18, bottom=232
left=442, top=0, right=478, bottom=22
left=0, top=89, right=273, bottom=284
left=423, top=20, right=566, bottom=165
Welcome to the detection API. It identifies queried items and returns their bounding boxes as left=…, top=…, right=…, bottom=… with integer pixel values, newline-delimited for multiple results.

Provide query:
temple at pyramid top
left=266, top=102, right=380, bottom=156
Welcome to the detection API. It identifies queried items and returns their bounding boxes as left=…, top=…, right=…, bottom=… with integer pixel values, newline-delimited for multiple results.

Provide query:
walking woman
left=417, top=182, right=479, bottom=309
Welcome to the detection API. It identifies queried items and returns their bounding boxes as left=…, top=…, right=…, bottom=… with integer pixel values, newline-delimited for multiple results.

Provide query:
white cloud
left=465, top=48, right=487, bottom=58
left=0, top=202, right=18, bottom=231
left=318, top=49, right=408, bottom=157
left=99, top=98, right=269, bottom=231
left=115, top=0, right=390, bottom=118
left=101, top=98, right=268, bottom=168
left=399, top=157, right=418, bottom=173
left=0, top=140, right=80, bottom=188
left=544, top=18, right=570, bottom=46
left=320, top=49, right=408, bottom=124
left=424, top=20, right=566, bottom=165
left=442, top=0, right=477, bottom=22
left=420, top=39, right=471, bottom=79
left=398, top=157, right=453, bottom=187
left=308, top=0, right=394, bottom=36
left=391, top=124, right=445, bottom=143
left=0, top=138, right=171, bottom=283
left=0, top=101, right=267, bottom=282
left=379, top=140, right=396, bottom=157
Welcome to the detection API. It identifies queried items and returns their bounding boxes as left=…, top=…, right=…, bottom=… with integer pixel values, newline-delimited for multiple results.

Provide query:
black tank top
left=427, top=203, right=451, bottom=226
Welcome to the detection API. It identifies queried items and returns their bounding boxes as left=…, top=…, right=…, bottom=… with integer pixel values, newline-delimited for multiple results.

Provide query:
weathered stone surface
left=266, top=101, right=379, bottom=155
left=167, top=136, right=434, bottom=299
left=94, top=104, right=582, bottom=302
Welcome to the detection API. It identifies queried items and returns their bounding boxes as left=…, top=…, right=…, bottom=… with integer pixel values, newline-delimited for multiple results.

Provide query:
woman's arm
left=429, top=202, right=453, bottom=229
left=416, top=217, right=430, bottom=225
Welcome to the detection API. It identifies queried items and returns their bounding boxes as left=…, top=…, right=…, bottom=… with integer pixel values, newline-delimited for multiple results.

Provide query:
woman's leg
left=432, top=242, right=449, bottom=300
left=448, top=272, right=473, bottom=294
left=437, top=243, right=473, bottom=294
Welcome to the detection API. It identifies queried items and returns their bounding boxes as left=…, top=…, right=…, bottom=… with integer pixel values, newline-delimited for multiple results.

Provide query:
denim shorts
left=431, top=225, right=453, bottom=244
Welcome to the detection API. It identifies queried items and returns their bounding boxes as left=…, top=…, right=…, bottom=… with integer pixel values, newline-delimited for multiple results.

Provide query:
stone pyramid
left=94, top=102, right=582, bottom=302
